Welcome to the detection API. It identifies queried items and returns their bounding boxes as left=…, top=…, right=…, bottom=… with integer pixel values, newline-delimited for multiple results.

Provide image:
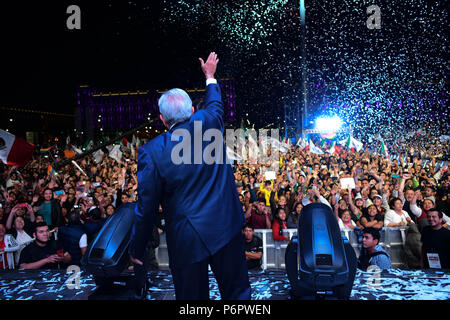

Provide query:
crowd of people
left=238, top=129, right=449, bottom=270
left=0, top=127, right=449, bottom=272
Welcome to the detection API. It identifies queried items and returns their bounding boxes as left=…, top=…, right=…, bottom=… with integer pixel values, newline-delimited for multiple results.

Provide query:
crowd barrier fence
left=156, top=227, right=410, bottom=270
left=0, top=227, right=424, bottom=270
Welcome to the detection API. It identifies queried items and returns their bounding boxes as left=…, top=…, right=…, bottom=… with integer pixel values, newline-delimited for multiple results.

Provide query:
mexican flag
left=342, top=135, right=363, bottom=152
left=381, top=139, right=390, bottom=160
left=328, top=141, right=341, bottom=155
left=109, top=144, right=122, bottom=163
left=248, top=133, right=259, bottom=164
left=345, top=135, right=354, bottom=152
left=226, top=146, right=243, bottom=162
left=0, top=129, right=35, bottom=167
left=309, top=139, right=324, bottom=154
left=296, top=137, right=309, bottom=150
left=93, top=149, right=104, bottom=164
left=66, top=136, right=71, bottom=149
left=82, top=139, right=93, bottom=151
left=72, top=145, right=83, bottom=155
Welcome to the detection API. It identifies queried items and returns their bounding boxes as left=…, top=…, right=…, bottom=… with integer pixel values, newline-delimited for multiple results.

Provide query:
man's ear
left=191, top=106, right=195, bottom=114
left=159, top=114, right=169, bottom=129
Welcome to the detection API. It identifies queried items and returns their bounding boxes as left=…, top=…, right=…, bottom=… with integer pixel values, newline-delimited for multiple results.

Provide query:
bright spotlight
left=315, top=116, right=342, bottom=132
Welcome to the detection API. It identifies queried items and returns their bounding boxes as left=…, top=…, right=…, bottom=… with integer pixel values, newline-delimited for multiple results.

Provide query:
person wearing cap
left=349, top=193, right=364, bottom=215
left=346, top=190, right=363, bottom=226
left=371, top=194, right=387, bottom=216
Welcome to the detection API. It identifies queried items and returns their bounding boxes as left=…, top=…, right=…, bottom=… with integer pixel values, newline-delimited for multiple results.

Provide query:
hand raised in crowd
left=402, top=173, right=412, bottom=180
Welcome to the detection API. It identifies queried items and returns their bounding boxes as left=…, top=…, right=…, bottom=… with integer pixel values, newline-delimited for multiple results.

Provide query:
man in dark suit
left=129, top=52, right=251, bottom=300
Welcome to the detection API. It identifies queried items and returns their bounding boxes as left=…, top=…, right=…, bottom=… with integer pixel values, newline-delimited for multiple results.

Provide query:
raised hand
left=199, top=52, right=219, bottom=79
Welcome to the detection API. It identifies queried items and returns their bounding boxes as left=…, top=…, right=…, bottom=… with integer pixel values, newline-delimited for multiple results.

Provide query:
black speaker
left=81, top=202, right=148, bottom=298
left=285, top=203, right=357, bottom=299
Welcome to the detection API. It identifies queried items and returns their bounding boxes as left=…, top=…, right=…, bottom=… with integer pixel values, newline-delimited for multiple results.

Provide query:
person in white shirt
left=11, top=216, right=33, bottom=265
left=338, top=210, right=357, bottom=231
left=302, top=188, right=332, bottom=209
left=384, top=197, right=414, bottom=227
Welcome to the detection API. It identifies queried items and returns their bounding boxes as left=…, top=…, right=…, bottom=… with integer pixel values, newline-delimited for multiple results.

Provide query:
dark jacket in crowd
left=58, top=224, right=85, bottom=265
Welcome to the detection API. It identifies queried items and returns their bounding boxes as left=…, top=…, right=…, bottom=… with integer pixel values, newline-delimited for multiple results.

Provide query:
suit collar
left=169, top=119, right=189, bottom=133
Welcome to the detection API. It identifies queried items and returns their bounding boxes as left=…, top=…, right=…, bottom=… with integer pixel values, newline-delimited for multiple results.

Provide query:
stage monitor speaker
left=285, top=203, right=357, bottom=299
left=81, top=202, right=148, bottom=298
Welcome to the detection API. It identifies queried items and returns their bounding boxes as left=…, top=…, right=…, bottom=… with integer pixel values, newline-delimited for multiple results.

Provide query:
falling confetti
left=158, top=0, right=447, bottom=142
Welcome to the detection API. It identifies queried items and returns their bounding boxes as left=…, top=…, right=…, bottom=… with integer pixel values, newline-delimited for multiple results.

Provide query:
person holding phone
left=246, top=200, right=271, bottom=229
left=34, top=188, right=64, bottom=229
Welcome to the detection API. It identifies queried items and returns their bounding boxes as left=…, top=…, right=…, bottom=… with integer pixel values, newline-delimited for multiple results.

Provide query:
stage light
left=315, top=116, right=342, bottom=132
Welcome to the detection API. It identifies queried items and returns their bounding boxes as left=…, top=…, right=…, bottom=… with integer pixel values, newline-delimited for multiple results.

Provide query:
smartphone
left=55, top=190, right=64, bottom=196
left=18, top=203, right=28, bottom=208
left=392, top=174, right=400, bottom=178
left=76, top=186, right=85, bottom=192
left=57, top=249, right=64, bottom=257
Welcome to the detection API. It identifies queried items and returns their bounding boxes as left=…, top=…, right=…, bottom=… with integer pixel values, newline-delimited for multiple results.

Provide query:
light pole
left=300, top=0, right=308, bottom=137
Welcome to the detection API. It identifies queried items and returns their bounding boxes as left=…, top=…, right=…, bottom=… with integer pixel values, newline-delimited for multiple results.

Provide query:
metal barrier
left=256, top=228, right=409, bottom=268
left=0, top=252, right=7, bottom=270
left=155, top=227, right=409, bottom=270
left=155, top=233, right=169, bottom=269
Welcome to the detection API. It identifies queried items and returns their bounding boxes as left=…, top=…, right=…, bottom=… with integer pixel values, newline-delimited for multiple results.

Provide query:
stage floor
left=1, top=268, right=449, bottom=300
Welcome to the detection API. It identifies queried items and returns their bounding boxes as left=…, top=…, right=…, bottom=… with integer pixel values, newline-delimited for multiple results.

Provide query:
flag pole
left=54, top=119, right=158, bottom=170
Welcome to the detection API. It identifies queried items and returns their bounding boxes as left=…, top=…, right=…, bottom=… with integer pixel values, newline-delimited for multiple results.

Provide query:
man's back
left=130, top=52, right=251, bottom=300
left=133, top=83, right=245, bottom=267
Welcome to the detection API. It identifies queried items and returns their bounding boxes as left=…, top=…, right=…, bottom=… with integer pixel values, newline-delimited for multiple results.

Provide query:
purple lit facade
left=76, top=79, right=237, bottom=136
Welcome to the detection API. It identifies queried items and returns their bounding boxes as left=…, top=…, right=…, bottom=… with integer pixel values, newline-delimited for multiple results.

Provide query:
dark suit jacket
left=129, top=83, right=245, bottom=268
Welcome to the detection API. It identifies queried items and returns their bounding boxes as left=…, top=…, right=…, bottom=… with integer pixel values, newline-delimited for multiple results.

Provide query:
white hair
left=158, top=88, right=193, bottom=127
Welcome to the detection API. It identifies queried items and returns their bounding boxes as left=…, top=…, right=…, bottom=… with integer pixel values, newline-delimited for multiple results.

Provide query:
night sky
left=0, top=1, right=448, bottom=136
